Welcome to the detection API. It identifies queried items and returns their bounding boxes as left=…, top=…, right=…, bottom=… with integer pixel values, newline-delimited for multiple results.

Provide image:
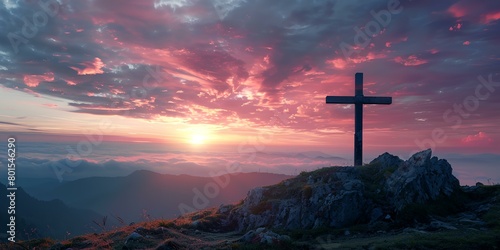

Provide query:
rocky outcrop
left=222, top=149, right=461, bottom=232
left=385, top=149, right=460, bottom=211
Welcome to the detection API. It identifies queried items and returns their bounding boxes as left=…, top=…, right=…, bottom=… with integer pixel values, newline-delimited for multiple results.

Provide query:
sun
left=190, top=134, right=206, bottom=145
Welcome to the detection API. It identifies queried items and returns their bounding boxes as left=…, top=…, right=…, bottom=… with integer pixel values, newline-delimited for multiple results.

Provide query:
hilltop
left=6, top=149, right=500, bottom=249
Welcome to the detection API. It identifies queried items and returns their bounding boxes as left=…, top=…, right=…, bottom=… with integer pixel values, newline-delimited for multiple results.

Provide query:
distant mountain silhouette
left=0, top=183, right=103, bottom=241
left=1, top=177, right=63, bottom=198
left=36, top=171, right=292, bottom=222
left=293, top=151, right=345, bottom=159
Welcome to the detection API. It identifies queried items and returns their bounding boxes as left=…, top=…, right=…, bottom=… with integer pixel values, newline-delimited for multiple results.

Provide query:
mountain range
left=0, top=183, right=103, bottom=241
left=27, top=171, right=292, bottom=223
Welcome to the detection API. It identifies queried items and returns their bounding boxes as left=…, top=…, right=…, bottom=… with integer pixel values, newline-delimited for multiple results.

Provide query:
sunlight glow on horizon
left=190, top=134, right=206, bottom=145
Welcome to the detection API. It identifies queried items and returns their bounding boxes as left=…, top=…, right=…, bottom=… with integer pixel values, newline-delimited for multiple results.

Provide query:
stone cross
left=326, top=73, right=392, bottom=166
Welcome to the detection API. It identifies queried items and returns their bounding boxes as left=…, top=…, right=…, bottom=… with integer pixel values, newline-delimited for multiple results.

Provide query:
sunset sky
left=0, top=0, right=499, bottom=184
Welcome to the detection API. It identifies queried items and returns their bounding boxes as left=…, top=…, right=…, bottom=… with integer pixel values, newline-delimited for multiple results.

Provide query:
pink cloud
left=429, top=49, right=439, bottom=54
left=482, top=11, right=500, bottom=24
left=449, top=23, right=462, bottom=31
left=448, top=2, right=467, bottom=18
left=23, top=73, right=55, bottom=87
left=328, top=58, right=347, bottom=69
left=463, top=40, right=470, bottom=46
left=327, top=52, right=385, bottom=70
left=66, top=79, right=77, bottom=86
left=447, top=1, right=500, bottom=25
left=462, top=132, right=493, bottom=144
left=350, top=52, right=386, bottom=64
left=394, top=55, right=427, bottom=66
left=70, top=57, right=105, bottom=75
left=42, top=103, right=58, bottom=108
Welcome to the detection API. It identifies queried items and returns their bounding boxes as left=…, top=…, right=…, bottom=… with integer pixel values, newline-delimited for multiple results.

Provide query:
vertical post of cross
left=354, top=73, right=363, bottom=166
left=326, top=73, right=392, bottom=167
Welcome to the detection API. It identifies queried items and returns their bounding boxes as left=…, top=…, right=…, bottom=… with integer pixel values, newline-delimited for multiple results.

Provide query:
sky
left=0, top=0, right=499, bottom=185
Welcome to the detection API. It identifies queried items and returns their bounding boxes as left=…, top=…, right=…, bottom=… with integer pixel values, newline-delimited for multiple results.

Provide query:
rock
left=241, top=230, right=255, bottom=242
left=343, top=179, right=362, bottom=190
left=217, top=204, right=234, bottom=214
left=261, top=235, right=274, bottom=244
left=125, top=232, right=144, bottom=249
left=456, top=212, right=477, bottom=220
left=370, top=207, right=383, bottom=223
left=369, top=152, right=403, bottom=169
left=476, top=204, right=491, bottom=213
left=429, top=220, right=458, bottom=230
left=279, top=235, right=291, bottom=241
left=156, top=239, right=183, bottom=250
left=155, top=226, right=167, bottom=233
left=459, top=218, right=485, bottom=225
left=307, top=175, right=313, bottom=184
left=385, top=149, right=460, bottom=211
left=127, top=232, right=143, bottom=240
left=225, top=149, right=460, bottom=232
left=255, top=227, right=265, bottom=234
left=191, top=220, right=200, bottom=228
left=344, top=230, right=350, bottom=236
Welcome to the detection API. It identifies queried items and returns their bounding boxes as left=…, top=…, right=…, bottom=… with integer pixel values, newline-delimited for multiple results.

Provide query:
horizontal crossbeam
left=362, top=96, right=392, bottom=104
left=326, top=96, right=392, bottom=104
left=325, top=96, right=355, bottom=104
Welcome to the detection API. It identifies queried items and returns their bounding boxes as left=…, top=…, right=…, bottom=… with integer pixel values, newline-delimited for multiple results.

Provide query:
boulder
left=225, top=149, right=460, bottom=232
left=384, top=149, right=460, bottom=211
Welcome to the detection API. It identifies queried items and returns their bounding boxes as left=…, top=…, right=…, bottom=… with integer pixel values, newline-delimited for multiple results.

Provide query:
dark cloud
left=0, top=121, right=22, bottom=126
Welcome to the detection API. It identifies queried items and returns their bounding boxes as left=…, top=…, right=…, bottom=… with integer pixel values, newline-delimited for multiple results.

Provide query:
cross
left=326, top=73, right=392, bottom=166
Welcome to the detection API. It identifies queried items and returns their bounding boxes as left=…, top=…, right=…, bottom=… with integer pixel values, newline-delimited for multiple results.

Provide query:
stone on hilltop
left=225, top=149, right=460, bottom=232
left=384, top=149, right=460, bottom=211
